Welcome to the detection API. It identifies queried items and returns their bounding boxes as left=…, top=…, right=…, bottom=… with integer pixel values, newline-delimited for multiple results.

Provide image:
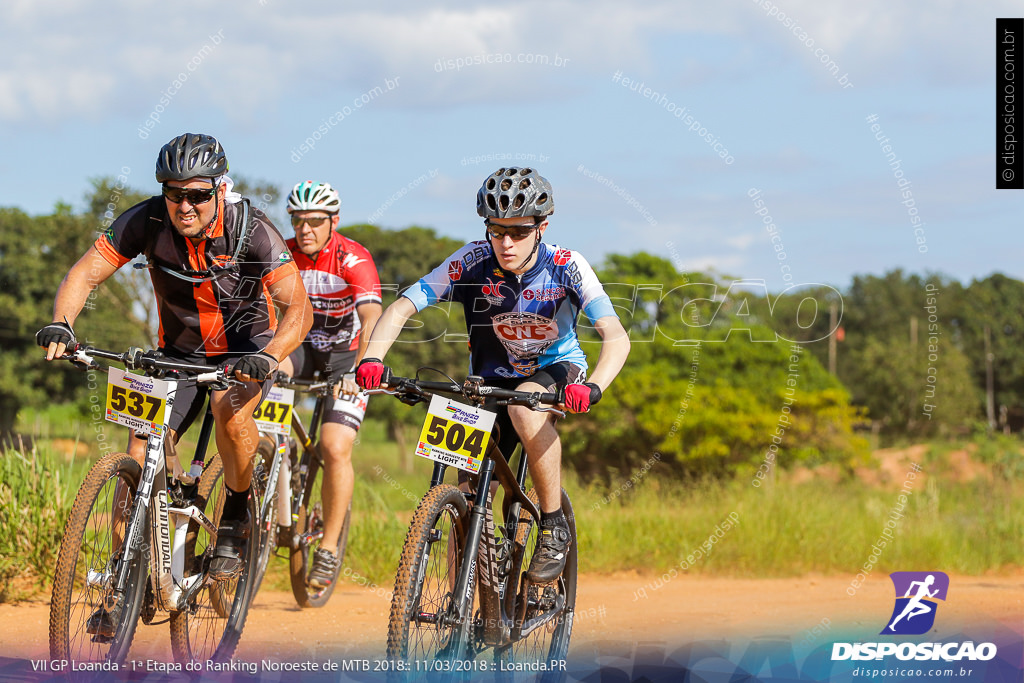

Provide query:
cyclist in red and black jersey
left=37, top=133, right=313, bottom=588
left=280, top=181, right=382, bottom=588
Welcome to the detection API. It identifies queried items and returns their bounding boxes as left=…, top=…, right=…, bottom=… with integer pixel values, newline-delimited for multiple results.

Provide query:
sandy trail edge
left=1, top=572, right=1020, bottom=662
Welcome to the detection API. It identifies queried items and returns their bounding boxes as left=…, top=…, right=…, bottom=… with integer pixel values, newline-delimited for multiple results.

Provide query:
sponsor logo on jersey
left=481, top=277, right=508, bottom=305
left=210, top=254, right=237, bottom=269
left=448, top=260, right=463, bottom=281
left=552, top=248, right=572, bottom=266
left=340, top=252, right=365, bottom=269
left=493, top=267, right=504, bottom=277
left=522, top=285, right=567, bottom=302
left=278, top=251, right=292, bottom=262
left=492, top=311, right=560, bottom=359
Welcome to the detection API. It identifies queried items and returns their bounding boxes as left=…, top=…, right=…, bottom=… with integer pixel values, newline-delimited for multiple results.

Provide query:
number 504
left=423, top=416, right=486, bottom=458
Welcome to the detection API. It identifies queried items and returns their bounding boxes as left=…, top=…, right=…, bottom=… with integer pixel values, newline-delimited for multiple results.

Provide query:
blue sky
left=1, top=0, right=1020, bottom=290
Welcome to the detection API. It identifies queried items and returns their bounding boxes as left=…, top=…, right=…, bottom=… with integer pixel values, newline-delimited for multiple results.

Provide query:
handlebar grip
left=381, top=365, right=393, bottom=386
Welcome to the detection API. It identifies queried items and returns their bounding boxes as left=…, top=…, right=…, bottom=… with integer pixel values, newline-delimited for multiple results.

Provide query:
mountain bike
left=248, top=373, right=351, bottom=607
left=371, top=371, right=577, bottom=680
left=48, top=345, right=259, bottom=665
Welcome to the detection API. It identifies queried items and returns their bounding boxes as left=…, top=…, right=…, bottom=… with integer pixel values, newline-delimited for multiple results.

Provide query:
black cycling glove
left=36, top=321, right=76, bottom=351
left=233, top=352, right=279, bottom=382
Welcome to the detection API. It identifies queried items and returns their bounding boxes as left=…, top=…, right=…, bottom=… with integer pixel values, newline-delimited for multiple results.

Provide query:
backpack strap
left=136, top=197, right=253, bottom=278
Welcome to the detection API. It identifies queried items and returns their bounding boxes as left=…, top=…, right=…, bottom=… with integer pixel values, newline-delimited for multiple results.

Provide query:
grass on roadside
left=8, top=406, right=1024, bottom=602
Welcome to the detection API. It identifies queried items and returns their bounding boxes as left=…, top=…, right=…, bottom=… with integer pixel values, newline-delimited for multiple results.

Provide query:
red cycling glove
left=563, top=382, right=602, bottom=414
left=355, top=358, right=386, bottom=390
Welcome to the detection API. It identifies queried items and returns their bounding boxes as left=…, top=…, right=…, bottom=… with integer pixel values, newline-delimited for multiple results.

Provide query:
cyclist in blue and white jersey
left=356, top=167, right=630, bottom=582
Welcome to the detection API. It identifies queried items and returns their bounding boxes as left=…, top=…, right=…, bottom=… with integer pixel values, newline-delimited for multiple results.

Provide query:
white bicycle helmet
left=287, top=181, right=341, bottom=214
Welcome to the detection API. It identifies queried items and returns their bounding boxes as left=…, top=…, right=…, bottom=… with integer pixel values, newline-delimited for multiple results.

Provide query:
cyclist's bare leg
left=318, top=422, right=356, bottom=552
left=210, top=382, right=265, bottom=493
left=278, top=356, right=295, bottom=378
left=507, top=381, right=562, bottom=514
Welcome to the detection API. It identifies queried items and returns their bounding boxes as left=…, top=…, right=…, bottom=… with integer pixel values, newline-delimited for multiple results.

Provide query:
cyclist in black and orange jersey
left=37, top=133, right=313, bottom=587
left=280, top=180, right=383, bottom=589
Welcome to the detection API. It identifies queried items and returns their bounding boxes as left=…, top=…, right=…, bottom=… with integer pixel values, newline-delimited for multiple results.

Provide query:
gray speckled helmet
left=155, top=133, right=228, bottom=183
left=476, top=167, right=554, bottom=218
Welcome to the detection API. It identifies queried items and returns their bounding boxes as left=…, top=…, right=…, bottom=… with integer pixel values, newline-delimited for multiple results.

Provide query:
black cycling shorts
left=156, top=349, right=276, bottom=436
left=286, top=343, right=367, bottom=431
left=485, top=362, right=585, bottom=462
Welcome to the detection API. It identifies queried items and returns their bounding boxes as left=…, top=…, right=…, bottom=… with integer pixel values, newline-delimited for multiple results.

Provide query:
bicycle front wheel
left=387, top=484, right=474, bottom=667
left=169, top=454, right=258, bottom=663
left=49, top=452, right=148, bottom=665
left=249, top=435, right=280, bottom=599
left=498, top=487, right=577, bottom=680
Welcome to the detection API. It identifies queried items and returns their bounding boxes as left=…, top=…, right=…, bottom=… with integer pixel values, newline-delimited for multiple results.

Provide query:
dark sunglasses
left=291, top=215, right=332, bottom=228
left=162, top=185, right=217, bottom=205
left=484, top=219, right=540, bottom=241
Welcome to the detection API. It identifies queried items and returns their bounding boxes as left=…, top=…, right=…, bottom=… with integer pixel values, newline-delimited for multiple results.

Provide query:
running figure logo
left=881, top=572, right=949, bottom=635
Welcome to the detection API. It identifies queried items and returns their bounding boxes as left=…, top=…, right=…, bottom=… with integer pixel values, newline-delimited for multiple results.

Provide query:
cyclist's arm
left=355, top=301, right=383, bottom=363
left=362, top=296, right=418, bottom=361
left=586, top=315, right=631, bottom=392
left=262, top=270, right=314, bottom=362
left=46, top=246, right=122, bottom=359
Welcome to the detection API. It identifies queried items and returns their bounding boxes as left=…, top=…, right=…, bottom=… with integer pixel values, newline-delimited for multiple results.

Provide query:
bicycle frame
left=259, top=380, right=330, bottom=551
left=438, top=439, right=563, bottom=649
left=74, top=348, right=222, bottom=615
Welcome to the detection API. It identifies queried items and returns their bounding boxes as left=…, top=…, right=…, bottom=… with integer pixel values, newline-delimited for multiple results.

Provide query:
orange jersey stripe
left=186, top=239, right=228, bottom=355
left=93, top=236, right=131, bottom=268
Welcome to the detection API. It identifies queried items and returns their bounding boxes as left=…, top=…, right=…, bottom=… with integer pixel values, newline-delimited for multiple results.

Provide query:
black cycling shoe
left=209, top=514, right=251, bottom=582
left=307, top=548, right=340, bottom=589
left=525, top=524, right=571, bottom=584
left=86, top=606, right=115, bottom=639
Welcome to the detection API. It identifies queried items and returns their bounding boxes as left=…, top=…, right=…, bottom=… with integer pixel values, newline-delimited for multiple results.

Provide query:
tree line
left=1, top=178, right=1019, bottom=480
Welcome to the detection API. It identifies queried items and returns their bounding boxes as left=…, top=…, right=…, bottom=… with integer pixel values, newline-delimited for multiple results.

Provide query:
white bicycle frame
left=76, top=348, right=222, bottom=613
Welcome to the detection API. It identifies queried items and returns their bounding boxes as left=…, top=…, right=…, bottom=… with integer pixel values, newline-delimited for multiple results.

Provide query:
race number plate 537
left=105, top=368, right=169, bottom=436
left=414, top=395, right=496, bottom=474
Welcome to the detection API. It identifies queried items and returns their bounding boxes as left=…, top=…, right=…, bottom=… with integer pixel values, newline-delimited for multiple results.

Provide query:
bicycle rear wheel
left=496, top=487, right=577, bottom=681
left=387, top=484, right=474, bottom=669
left=49, top=452, right=148, bottom=665
left=169, top=454, right=258, bottom=663
left=288, top=450, right=350, bottom=608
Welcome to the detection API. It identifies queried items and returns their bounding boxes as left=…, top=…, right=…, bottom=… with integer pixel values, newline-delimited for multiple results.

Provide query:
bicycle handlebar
left=61, top=344, right=240, bottom=388
left=371, top=372, right=564, bottom=415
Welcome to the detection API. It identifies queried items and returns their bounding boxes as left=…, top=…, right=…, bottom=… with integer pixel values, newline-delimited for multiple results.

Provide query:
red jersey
left=286, top=232, right=382, bottom=352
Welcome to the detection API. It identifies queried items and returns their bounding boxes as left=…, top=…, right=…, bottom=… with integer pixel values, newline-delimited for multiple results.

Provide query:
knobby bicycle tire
left=49, top=452, right=148, bottom=666
left=387, top=484, right=475, bottom=673
left=168, top=454, right=259, bottom=663
left=288, top=452, right=350, bottom=608
left=249, top=436, right=281, bottom=599
left=496, top=487, right=577, bottom=683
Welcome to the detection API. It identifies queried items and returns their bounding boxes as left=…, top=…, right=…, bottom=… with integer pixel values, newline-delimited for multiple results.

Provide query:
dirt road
left=2, top=572, right=1021, bottom=666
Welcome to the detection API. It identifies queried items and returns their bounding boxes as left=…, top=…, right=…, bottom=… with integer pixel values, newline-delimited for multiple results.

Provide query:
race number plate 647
left=414, top=395, right=496, bottom=474
left=105, top=368, right=169, bottom=436
left=253, top=386, right=295, bottom=436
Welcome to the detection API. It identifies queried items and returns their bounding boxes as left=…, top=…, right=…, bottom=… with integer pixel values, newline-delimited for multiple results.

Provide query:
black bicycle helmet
left=476, top=167, right=554, bottom=219
left=155, top=133, right=228, bottom=182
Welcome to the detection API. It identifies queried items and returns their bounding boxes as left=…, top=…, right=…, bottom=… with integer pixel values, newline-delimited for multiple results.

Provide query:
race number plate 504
left=253, top=387, right=295, bottom=436
left=105, top=368, right=169, bottom=436
left=415, top=395, right=496, bottom=474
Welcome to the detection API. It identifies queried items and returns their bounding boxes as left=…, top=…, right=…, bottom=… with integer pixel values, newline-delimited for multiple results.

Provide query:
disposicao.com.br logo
left=832, top=571, right=998, bottom=663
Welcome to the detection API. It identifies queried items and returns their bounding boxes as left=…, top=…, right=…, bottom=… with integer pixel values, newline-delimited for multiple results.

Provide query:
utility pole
left=985, top=325, right=996, bottom=430
left=828, top=301, right=837, bottom=375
